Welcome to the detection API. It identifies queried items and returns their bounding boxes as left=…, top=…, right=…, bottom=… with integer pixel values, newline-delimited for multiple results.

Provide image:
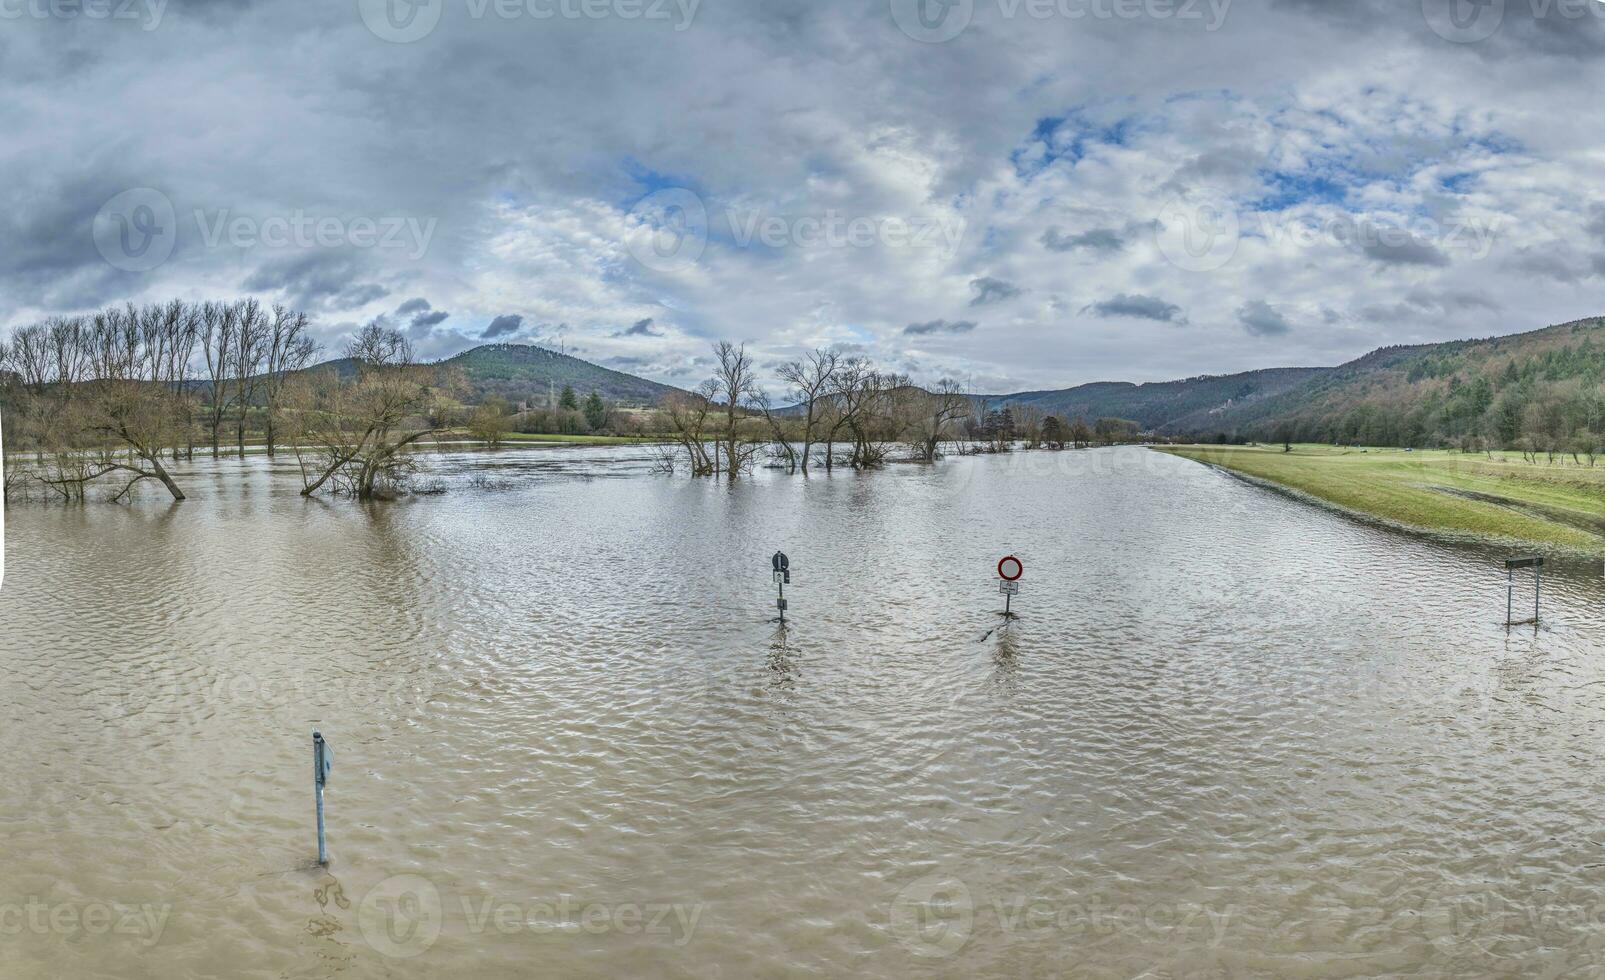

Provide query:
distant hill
left=289, top=317, right=1605, bottom=448
left=988, top=367, right=1329, bottom=433
left=1198, top=316, right=1605, bottom=445
left=439, top=344, right=682, bottom=406
left=977, top=315, right=1605, bottom=447
left=304, top=344, right=684, bottom=407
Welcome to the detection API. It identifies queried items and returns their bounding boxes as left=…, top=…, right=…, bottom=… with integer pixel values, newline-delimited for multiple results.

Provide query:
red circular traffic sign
left=997, top=556, right=1023, bottom=581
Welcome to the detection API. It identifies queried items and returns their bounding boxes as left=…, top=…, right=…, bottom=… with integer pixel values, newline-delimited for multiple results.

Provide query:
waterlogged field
left=1161, top=443, right=1605, bottom=552
left=3, top=445, right=1605, bottom=978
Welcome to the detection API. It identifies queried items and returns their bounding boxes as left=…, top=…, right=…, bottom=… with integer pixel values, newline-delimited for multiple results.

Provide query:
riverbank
left=1157, top=444, right=1605, bottom=552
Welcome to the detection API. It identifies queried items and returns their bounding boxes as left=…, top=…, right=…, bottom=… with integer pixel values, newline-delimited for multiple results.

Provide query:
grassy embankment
left=471, top=432, right=659, bottom=445
left=1157, top=444, right=1605, bottom=552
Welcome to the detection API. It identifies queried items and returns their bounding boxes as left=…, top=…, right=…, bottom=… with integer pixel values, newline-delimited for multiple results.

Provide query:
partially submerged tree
left=470, top=395, right=511, bottom=448
left=906, top=378, right=971, bottom=463
left=777, top=348, right=839, bottom=473
left=285, top=324, right=452, bottom=499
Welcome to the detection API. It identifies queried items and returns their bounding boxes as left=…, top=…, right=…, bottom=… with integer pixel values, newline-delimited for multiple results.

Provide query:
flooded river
left=3, top=446, right=1605, bottom=978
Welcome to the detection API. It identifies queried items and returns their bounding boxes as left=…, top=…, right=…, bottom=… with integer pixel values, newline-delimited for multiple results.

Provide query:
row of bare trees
left=0, top=300, right=455, bottom=503
left=656, top=342, right=981, bottom=479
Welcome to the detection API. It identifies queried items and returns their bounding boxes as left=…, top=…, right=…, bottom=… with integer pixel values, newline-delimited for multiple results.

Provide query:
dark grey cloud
left=241, top=252, right=388, bottom=311
left=614, top=317, right=661, bottom=337
left=1275, top=0, right=1605, bottom=59
left=1084, top=294, right=1186, bottom=324
left=394, top=297, right=449, bottom=335
left=1042, top=227, right=1123, bottom=253
left=1238, top=300, right=1292, bottom=337
left=3, top=0, right=1603, bottom=390
left=1357, top=229, right=1451, bottom=268
left=483, top=314, right=524, bottom=339
left=904, top=319, right=977, bottom=335
left=969, top=276, right=1020, bottom=306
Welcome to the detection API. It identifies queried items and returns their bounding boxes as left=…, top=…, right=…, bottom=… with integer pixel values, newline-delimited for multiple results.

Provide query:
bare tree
left=710, top=341, right=761, bottom=479
left=285, top=324, right=446, bottom=499
left=200, top=301, right=237, bottom=457
left=907, top=378, right=972, bottom=463
left=231, top=299, right=268, bottom=456
left=777, top=347, right=839, bottom=474
left=753, top=390, right=797, bottom=470
left=261, top=304, right=316, bottom=456
left=659, top=385, right=717, bottom=476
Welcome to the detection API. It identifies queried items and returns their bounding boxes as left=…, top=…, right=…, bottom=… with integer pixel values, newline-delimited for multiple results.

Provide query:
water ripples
left=2, top=446, right=1604, bottom=977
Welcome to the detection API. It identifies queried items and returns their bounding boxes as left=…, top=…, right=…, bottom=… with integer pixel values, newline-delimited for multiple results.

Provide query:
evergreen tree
left=583, top=391, right=607, bottom=430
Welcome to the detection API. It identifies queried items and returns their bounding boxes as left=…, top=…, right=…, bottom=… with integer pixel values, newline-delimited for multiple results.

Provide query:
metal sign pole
left=771, top=552, right=790, bottom=624
left=996, top=556, right=1023, bottom=619
left=1504, top=556, right=1543, bottom=627
left=312, top=730, right=332, bottom=865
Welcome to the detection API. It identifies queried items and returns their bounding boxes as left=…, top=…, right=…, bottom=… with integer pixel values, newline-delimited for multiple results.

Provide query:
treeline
left=0, top=300, right=1149, bottom=502
left=0, top=299, right=469, bottom=502
left=1249, top=338, right=1605, bottom=460
left=651, top=342, right=1143, bottom=479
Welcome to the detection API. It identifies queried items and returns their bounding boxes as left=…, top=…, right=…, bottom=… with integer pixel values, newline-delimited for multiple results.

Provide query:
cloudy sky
left=5, top=0, right=1605, bottom=393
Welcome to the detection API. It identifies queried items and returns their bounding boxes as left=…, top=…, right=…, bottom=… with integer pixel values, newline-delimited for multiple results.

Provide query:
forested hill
left=1203, top=316, right=1605, bottom=447
left=305, top=343, right=685, bottom=407
left=439, top=344, right=683, bottom=406
left=993, top=367, right=1330, bottom=433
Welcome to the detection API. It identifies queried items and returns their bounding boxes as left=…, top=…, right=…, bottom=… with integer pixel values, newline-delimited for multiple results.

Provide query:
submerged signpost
left=772, top=552, right=790, bottom=624
left=312, top=730, right=333, bottom=865
left=997, top=555, right=1023, bottom=618
left=1504, top=556, right=1543, bottom=627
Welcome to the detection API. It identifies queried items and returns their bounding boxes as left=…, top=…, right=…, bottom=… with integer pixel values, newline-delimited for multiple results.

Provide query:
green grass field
left=1157, top=444, right=1605, bottom=552
left=490, top=432, right=660, bottom=445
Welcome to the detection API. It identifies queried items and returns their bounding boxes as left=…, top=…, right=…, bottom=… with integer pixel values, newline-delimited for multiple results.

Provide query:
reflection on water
left=3, top=445, right=1605, bottom=978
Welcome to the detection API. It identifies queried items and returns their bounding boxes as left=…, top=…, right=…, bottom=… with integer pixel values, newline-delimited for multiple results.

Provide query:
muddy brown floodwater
left=3, top=446, right=1605, bottom=978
